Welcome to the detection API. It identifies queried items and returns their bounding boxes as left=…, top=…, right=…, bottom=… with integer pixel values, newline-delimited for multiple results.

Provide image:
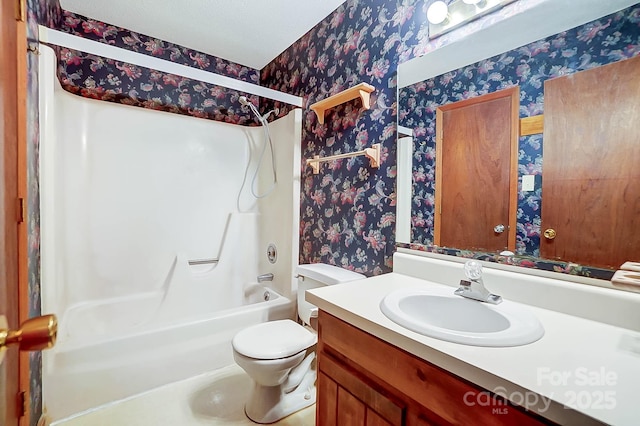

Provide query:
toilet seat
left=232, top=319, right=317, bottom=360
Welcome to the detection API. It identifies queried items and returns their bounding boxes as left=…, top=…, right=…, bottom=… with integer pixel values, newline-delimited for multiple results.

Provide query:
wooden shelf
left=310, top=83, right=375, bottom=124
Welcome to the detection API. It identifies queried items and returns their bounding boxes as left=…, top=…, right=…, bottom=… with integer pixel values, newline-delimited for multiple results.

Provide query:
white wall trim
left=38, top=25, right=303, bottom=107
left=397, top=125, right=413, bottom=137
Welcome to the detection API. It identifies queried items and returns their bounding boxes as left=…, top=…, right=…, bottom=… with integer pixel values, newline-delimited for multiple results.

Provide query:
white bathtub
left=38, top=46, right=302, bottom=422
left=44, top=285, right=294, bottom=421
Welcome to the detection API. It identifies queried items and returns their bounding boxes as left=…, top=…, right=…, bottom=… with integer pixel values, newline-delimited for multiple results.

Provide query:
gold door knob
left=0, top=314, right=57, bottom=352
left=543, top=228, right=557, bottom=240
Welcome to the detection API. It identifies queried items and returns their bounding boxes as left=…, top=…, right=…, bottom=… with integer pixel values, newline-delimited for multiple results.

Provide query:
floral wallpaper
left=398, top=243, right=617, bottom=280
left=26, top=1, right=49, bottom=424
left=23, top=0, right=640, bottom=420
left=47, top=7, right=266, bottom=126
left=262, top=0, right=403, bottom=276
left=399, top=5, right=640, bottom=264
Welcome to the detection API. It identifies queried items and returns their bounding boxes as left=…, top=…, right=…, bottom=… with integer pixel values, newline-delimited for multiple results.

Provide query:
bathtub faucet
left=257, top=273, right=274, bottom=283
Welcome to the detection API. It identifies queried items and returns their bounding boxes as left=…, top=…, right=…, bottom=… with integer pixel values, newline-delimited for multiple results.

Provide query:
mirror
left=396, top=1, right=640, bottom=279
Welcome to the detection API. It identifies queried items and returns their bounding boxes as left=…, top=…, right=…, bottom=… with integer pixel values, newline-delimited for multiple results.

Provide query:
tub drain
left=263, top=291, right=271, bottom=301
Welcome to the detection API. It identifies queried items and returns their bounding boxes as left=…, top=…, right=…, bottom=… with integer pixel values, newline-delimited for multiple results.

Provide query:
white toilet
left=232, top=264, right=366, bottom=423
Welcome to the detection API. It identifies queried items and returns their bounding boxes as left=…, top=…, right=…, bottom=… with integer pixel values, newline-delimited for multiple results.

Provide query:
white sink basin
left=380, top=287, right=544, bottom=347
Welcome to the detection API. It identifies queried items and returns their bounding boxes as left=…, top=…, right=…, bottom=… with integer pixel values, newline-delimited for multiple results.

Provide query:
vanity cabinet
left=316, top=311, right=554, bottom=425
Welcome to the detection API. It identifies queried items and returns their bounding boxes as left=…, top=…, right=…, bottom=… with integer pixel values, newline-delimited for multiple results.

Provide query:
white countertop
left=307, top=272, right=640, bottom=425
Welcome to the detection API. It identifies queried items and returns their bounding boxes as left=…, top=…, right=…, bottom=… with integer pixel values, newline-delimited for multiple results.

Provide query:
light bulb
left=427, top=1, right=449, bottom=25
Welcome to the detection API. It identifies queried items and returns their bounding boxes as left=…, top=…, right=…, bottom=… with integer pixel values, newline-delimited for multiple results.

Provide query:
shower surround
left=38, top=46, right=302, bottom=421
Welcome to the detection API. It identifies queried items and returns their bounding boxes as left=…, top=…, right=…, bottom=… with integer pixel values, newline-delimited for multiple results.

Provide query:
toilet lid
left=232, top=319, right=317, bottom=360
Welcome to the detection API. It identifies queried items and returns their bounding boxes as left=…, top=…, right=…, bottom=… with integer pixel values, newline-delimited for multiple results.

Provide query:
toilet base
left=245, top=369, right=316, bottom=424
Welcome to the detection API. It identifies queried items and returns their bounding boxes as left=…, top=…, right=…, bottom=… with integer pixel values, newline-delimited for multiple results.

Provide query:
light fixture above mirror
left=427, top=0, right=516, bottom=39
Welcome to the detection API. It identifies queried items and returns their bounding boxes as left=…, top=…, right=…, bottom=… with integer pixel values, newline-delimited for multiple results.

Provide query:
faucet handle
left=464, top=260, right=483, bottom=280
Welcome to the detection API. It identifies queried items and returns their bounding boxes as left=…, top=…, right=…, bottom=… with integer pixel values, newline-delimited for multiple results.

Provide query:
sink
left=380, top=287, right=544, bottom=347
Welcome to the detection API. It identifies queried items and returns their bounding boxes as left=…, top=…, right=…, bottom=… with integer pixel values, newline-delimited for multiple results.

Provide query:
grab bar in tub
left=188, top=258, right=219, bottom=266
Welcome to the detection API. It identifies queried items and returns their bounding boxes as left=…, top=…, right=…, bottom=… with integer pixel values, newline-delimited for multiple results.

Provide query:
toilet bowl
left=232, top=264, right=366, bottom=423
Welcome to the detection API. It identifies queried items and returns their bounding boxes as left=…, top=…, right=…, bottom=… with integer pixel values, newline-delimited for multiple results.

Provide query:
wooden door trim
left=434, top=87, right=519, bottom=251
left=433, top=108, right=443, bottom=245
left=16, top=16, right=30, bottom=426
left=2, top=0, right=25, bottom=424
left=506, top=87, right=519, bottom=252
left=437, top=87, right=518, bottom=113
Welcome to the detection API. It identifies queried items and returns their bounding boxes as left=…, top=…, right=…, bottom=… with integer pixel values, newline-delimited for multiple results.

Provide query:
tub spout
left=257, top=273, right=274, bottom=283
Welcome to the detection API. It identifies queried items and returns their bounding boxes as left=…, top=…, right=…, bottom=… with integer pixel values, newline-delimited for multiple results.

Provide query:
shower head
left=239, top=95, right=264, bottom=125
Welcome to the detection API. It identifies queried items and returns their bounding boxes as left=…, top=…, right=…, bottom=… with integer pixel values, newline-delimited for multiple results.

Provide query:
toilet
left=232, top=264, right=366, bottom=423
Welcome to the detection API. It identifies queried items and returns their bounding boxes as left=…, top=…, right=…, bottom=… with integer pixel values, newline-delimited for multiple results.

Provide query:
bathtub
left=38, top=46, right=302, bottom=422
left=43, top=285, right=294, bottom=421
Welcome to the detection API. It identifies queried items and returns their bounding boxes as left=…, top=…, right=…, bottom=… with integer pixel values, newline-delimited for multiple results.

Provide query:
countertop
left=306, top=272, right=640, bottom=425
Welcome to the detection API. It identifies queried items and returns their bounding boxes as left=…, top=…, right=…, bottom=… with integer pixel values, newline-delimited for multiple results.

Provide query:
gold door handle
left=0, top=314, right=57, bottom=352
left=543, top=228, right=557, bottom=240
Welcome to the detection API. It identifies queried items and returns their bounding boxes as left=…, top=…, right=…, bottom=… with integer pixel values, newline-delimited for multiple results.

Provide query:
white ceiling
left=59, top=0, right=346, bottom=70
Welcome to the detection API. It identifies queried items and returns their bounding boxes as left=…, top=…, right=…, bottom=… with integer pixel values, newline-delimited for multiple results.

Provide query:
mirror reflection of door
left=434, top=87, right=518, bottom=252
left=541, top=55, right=640, bottom=270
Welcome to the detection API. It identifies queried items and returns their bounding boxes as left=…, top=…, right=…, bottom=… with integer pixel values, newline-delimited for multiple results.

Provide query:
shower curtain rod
left=38, top=26, right=303, bottom=107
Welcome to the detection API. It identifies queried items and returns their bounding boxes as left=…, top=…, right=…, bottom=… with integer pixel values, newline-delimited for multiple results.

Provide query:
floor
left=52, top=365, right=316, bottom=426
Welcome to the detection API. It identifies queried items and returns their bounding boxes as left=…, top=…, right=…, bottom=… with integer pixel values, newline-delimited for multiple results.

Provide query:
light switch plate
left=522, top=174, right=535, bottom=192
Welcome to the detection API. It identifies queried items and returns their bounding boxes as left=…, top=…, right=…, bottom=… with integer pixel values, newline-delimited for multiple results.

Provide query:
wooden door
left=541, top=55, right=640, bottom=269
left=434, top=88, right=518, bottom=252
left=1, top=0, right=24, bottom=425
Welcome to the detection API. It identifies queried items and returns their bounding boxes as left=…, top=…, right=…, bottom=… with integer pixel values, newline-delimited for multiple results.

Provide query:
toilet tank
left=296, top=264, right=366, bottom=325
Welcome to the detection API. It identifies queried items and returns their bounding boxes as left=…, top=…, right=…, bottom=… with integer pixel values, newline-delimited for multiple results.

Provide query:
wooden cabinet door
left=317, top=311, right=551, bottom=426
left=435, top=88, right=518, bottom=252
left=317, top=353, right=403, bottom=426
left=541, top=55, right=640, bottom=269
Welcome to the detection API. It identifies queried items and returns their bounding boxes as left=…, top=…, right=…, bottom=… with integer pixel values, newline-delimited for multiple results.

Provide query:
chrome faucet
left=257, top=273, right=274, bottom=283
left=454, top=260, right=502, bottom=304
